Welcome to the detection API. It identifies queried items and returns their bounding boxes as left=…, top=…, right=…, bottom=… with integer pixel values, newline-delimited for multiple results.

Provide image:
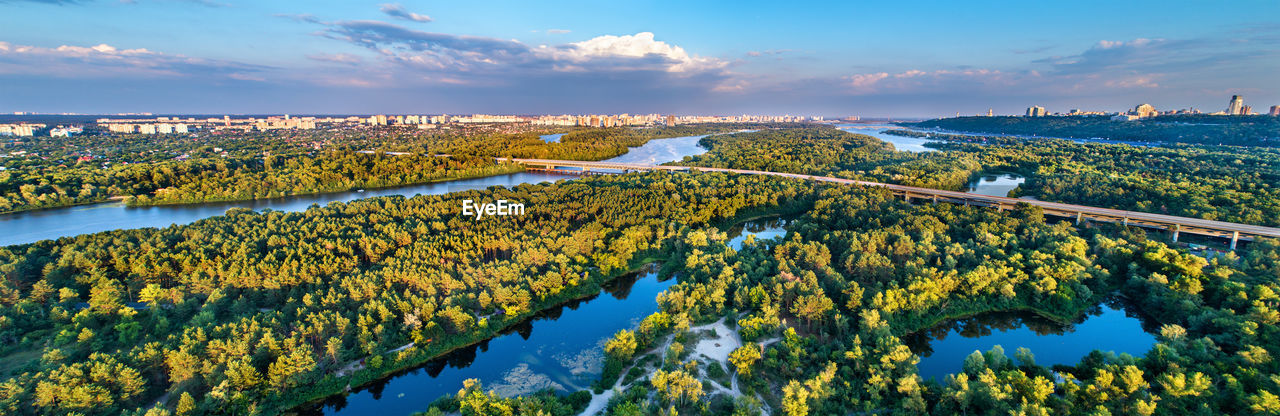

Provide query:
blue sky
left=1, top=0, right=1278, bottom=117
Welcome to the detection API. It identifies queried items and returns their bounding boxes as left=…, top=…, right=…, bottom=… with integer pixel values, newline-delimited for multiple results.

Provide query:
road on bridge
left=497, top=157, right=1280, bottom=248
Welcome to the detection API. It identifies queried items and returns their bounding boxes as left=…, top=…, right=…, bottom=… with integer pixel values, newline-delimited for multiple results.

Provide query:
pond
left=726, top=217, right=790, bottom=250
left=304, top=267, right=676, bottom=415
left=904, top=303, right=1158, bottom=380
left=965, top=173, right=1025, bottom=198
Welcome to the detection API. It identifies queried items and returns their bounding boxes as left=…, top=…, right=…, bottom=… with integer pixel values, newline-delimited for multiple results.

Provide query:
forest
left=905, top=115, right=1280, bottom=147
left=556, top=184, right=1280, bottom=416
left=0, top=124, right=744, bottom=213
left=0, top=171, right=815, bottom=415
left=677, top=127, right=1280, bottom=226
left=2, top=123, right=1279, bottom=416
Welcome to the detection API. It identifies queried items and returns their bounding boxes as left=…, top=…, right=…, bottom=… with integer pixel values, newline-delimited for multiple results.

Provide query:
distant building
left=1133, top=103, right=1157, bottom=118
left=138, top=124, right=157, bottom=134
left=1112, top=114, right=1140, bottom=121
left=1227, top=95, right=1245, bottom=115
left=987, top=108, right=994, bottom=117
left=49, top=127, right=83, bottom=137
left=1242, top=105, right=1253, bottom=115
left=1025, top=106, right=1047, bottom=117
left=1270, top=105, right=1280, bottom=116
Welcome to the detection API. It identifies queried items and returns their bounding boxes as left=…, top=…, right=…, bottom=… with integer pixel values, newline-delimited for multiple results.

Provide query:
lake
left=540, top=133, right=565, bottom=143
left=305, top=267, right=675, bottom=415
left=0, top=134, right=712, bottom=247
left=904, top=303, right=1158, bottom=380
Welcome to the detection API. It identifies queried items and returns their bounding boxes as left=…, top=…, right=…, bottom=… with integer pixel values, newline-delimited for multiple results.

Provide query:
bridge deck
left=496, top=158, right=1280, bottom=242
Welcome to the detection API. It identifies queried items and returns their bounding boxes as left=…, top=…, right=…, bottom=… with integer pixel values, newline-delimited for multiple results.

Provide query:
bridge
left=497, top=157, right=1280, bottom=249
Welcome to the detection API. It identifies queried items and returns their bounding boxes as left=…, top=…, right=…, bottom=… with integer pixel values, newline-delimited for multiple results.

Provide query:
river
left=836, top=124, right=939, bottom=152
left=307, top=267, right=675, bottom=415
left=0, top=134, right=711, bottom=247
left=905, top=303, right=1157, bottom=380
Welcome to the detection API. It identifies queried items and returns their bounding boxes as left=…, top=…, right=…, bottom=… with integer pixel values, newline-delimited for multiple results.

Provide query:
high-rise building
left=1025, top=106, right=1047, bottom=117
left=1227, top=95, right=1245, bottom=115
left=1133, top=103, right=1157, bottom=118
left=1243, top=105, right=1253, bottom=115
left=1270, top=105, right=1280, bottom=116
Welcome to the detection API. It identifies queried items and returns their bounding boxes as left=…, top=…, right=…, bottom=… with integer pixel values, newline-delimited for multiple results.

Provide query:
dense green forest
left=0, top=172, right=815, bottom=415
left=566, top=186, right=1280, bottom=416
left=677, top=127, right=1280, bottom=226
left=4, top=124, right=1279, bottom=416
left=905, top=115, right=1280, bottom=147
left=0, top=125, right=742, bottom=213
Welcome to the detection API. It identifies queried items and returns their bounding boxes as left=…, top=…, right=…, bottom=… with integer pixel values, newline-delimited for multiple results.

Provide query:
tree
left=728, top=345, right=762, bottom=377
left=176, top=392, right=196, bottom=415
left=781, top=380, right=810, bottom=416
left=605, top=329, right=638, bottom=361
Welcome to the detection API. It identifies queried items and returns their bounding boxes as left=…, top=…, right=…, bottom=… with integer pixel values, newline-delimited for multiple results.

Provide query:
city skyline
left=2, top=1, right=1279, bottom=116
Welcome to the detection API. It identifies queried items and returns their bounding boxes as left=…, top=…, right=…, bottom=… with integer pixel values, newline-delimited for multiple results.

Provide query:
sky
left=0, top=0, right=1278, bottom=117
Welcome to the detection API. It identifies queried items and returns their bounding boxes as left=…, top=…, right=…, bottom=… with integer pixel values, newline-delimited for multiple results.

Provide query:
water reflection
left=0, top=172, right=577, bottom=247
left=2, top=133, right=712, bottom=246
left=606, top=134, right=709, bottom=165
left=965, top=173, right=1025, bottom=198
left=836, top=124, right=939, bottom=153
left=904, top=301, right=1158, bottom=380
left=727, top=217, right=790, bottom=250
left=307, top=267, right=674, bottom=415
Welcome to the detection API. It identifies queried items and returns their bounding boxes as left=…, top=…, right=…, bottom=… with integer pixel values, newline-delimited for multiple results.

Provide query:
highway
left=497, top=157, right=1280, bottom=248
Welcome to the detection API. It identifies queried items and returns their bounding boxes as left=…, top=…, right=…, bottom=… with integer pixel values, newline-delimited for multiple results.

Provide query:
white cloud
left=845, top=72, right=888, bottom=89
left=546, top=29, right=571, bottom=34
left=379, top=3, right=432, bottom=23
left=547, top=32, right=725, bottom=73
left=0, top=41, right=267, bottom=79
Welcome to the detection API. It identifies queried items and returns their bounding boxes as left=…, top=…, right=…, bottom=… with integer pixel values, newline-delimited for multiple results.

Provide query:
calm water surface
left=906, top=303, right=1157, bottom=380
left=965, top=173, right=1026, bottom=198
left=540, top=133, right=565, bottom=143
left=836, top=124, right=939, bottom=153
left=0, top=134, right=711, bottom=246
left=727, top=217, right=790, bottom=250
left=309, top=269, right=674, bottom=415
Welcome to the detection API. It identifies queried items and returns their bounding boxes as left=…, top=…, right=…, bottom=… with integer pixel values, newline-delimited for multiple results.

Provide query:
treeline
left=0, top=172, right=816, bottom=415
left=0, top=124, right=743, bottom=213
left=676, top=127, right=982, bottom=190
left=893, top=130, right=1280, bottom=226
left=0, top=152, right=515, bottom=212
left=127, top=153, right=522, bottom=206
left=588, top=185, right=1280, bottom=415
left=905, top=115, right=1280, bottom=147
left=678, top=127, right=1280, bottom=226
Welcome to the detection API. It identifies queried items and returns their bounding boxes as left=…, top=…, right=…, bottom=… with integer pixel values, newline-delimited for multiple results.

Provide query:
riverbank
left=276, top=255, right=667, bottom=414
left=124, top=163, right=526, bottom=207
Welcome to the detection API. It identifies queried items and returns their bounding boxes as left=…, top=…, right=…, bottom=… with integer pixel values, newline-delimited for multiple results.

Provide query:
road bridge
left=496, top=157, right=1280, bottom=248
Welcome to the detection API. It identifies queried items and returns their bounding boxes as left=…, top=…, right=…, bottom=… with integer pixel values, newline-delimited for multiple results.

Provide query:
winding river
left=1, top=129, right=1098, bottom=414
left=0, top=134, right=711, bottom=247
